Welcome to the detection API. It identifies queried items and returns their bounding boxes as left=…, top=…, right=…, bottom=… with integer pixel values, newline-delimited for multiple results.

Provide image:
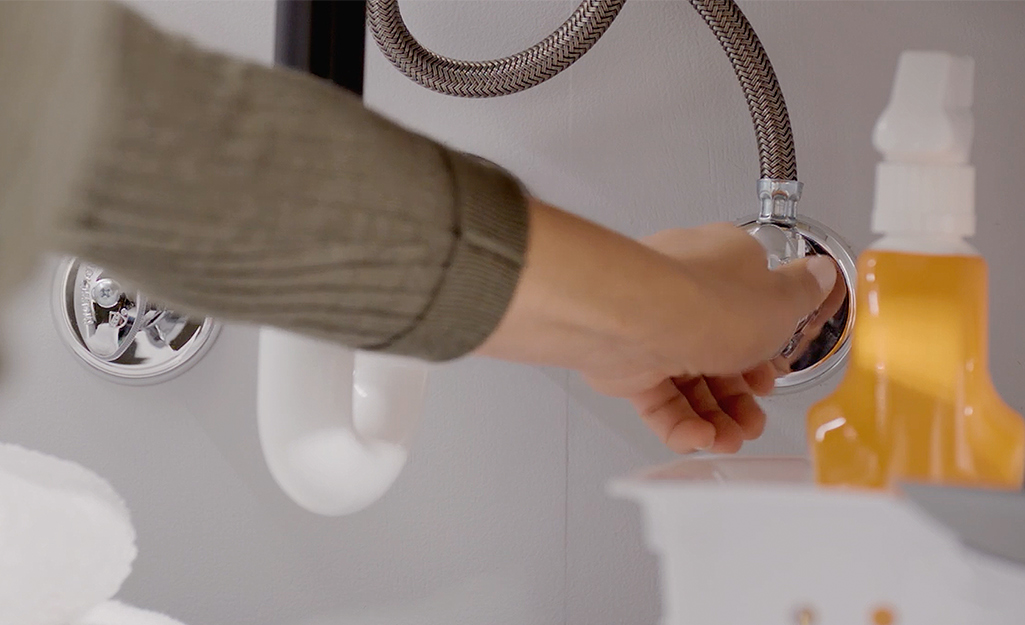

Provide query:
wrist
left=475, top=198, right=700, bottom=370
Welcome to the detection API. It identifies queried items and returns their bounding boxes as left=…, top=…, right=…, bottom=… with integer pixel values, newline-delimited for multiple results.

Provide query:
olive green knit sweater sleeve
left=0, top=2, right=528, bottom=361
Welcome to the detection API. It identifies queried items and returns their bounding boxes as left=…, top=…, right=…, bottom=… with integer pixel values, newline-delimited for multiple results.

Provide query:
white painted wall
left=363, top=2, right=1025, bottom=624
left=1, top=2, right=1023, bottom=625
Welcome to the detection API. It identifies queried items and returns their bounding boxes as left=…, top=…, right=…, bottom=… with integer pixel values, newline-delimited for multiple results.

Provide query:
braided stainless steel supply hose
left=368, top=0, right=858, bottom=392
left=367, top=0, right=797, bottom=180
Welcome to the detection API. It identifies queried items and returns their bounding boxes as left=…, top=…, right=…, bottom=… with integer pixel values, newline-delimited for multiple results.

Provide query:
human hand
left=475, top=199, right=840, bottom=454
left=584, top=223, right=844, bottom=453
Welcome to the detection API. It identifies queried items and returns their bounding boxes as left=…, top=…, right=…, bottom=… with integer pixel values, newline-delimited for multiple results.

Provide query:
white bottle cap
left=871, top=51, right=976, bottom=237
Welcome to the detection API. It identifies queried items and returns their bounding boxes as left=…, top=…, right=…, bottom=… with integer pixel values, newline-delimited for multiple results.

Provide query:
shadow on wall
left=539, top=368, right=677, bottom=462
left=539, top=366, right=824, bottom=459
left=287, top=574, right=534, bottom=625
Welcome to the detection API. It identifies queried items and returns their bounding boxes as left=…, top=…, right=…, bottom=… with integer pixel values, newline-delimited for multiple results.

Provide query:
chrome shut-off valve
left=52, top=257, right=219, bottom=383
left=738, top=179, right=857, bottom=393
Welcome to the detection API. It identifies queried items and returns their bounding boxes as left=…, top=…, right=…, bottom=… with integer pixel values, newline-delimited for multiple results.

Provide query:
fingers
left=618, top=373, right=770, bottom=454
left=742, top=363, right=776, bottom=396
left=629, top=379, right=716, bottom=453
left=773, top=255, right=839, bottom=321
left=673, top=377, right=744, bottom=453
left=706, top=375, right=767, bottom=441
left=770, top=267, right=849, bottom=372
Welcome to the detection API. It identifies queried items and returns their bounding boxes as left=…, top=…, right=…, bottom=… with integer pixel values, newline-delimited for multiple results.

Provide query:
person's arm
left=0, top=2, right=838, bottom=453
left=2, top=0, right=527, bottom=362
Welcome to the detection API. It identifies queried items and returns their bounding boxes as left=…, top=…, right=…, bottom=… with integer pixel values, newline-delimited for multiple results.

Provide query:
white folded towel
left=0, top=443, right=137, bottom=625
left=74, top=601, right=186, bottom=625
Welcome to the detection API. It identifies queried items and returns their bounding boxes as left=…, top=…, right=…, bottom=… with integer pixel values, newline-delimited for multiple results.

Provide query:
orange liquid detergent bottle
left=807, top=51, right=1025, bottom=490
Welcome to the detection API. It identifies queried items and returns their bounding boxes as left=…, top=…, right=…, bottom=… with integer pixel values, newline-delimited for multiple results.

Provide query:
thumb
left=773, top=255, right=839, bottom=319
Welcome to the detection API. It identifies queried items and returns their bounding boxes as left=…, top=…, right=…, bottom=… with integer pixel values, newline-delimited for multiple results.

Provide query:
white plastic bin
left=609, top=457, right=1025, bottom=625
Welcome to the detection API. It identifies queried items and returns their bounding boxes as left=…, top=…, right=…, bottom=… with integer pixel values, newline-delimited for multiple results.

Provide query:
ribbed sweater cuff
left=376, top=152, right=529, bottom=360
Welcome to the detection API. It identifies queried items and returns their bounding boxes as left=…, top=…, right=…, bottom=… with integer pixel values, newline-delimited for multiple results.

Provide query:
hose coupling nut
left=758, top=179, right=803, bottom=225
